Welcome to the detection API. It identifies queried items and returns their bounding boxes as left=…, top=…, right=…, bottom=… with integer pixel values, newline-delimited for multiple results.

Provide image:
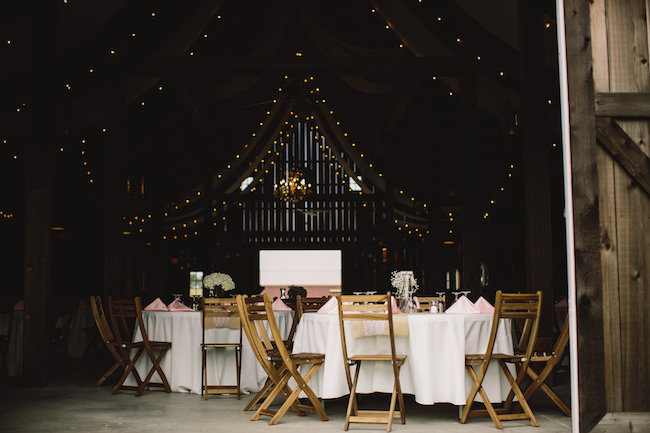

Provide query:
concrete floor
left=0, top=359, right=573, bottom=433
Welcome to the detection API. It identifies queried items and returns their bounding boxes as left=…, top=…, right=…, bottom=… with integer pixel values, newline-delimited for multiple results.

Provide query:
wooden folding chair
left=237, top=295, right=294, bottom=413
left=237, top=295, right=327, bottom=424
left=460, top=290, right=542, bottom=429
left=338, top=293, right=406, bottom=432
left=253, top=294, right=327, bottom=425
left=108, top=297, right=172, bottom=396
left=415, top=295, right=445, bottom=313
left=89, top=296, right=125, bottom=387
left=201, top=297, right=242, bottom=400
left=520, top=317, right=571, bottom=416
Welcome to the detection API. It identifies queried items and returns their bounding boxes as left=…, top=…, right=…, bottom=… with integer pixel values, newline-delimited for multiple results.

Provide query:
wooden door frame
left=556, top=0, right=608, bottom=431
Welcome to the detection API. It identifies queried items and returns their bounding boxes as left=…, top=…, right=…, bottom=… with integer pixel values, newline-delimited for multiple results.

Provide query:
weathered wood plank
left=605, top=0, right=650, bottom=413
left=596, top=117, right=650, bottom=197
left=590, top=0, right=625, bottom=413
left=595, top=93, right=650, bottom=117
left=592, top=412, right=650, bottom=432
left=564, top=0, right=608, bottom=430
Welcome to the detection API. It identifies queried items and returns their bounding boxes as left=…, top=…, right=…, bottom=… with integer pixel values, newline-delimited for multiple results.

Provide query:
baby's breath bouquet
left=203, top=272, right=235, bottom=297
left=390, top=270, right=418, bottom=312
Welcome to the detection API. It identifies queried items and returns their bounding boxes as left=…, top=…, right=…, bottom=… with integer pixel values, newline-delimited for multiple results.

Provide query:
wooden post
left=518, top=0, right=555, bottom=336
left=23, top=0, right=57, bottom=387
left=563, top=0, right=607, bottom=429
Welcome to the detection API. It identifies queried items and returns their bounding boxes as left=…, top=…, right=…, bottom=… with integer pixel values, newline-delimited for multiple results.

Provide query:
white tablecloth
left=125, top=310, right=294, bottom=394
left=292, top=312, right=514, bottom=405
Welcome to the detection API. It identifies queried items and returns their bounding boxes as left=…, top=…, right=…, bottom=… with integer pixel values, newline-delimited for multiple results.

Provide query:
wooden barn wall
left=590, top=0, right=650, bottom=412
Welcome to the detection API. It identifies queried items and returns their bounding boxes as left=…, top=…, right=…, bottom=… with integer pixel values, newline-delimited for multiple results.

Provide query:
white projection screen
left=259, top=250, right=341, bottom=297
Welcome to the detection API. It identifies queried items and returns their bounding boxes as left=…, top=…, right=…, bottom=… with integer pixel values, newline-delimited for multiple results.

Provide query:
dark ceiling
left=0, top=0, right=561, bottom=246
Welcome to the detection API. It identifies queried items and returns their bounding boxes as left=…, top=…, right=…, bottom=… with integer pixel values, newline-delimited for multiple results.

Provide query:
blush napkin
left=317, top=297, right=338, bottom=314
left=167, top=299, right=193, bottom=311
left=445, top=295, right=481, bottom=314
left=271, top=298, right=292, bottom=311
left=144, top=297, right=168, bottom=311
left=474, top=296, right=495, bottom=314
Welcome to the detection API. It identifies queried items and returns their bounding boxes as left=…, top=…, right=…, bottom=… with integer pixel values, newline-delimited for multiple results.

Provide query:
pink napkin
left=445, top=295, right=481, bottom=314
left=167, top=299, right=192, bottom=311
left=13, top=300, right=24, bottom=311
left=317, top=297, right=339, bottom=314
left=271, top=298, right=292, bottom=311
left=390, top=296, right=400, bottom=314
left=413, top=296, right=421, bottom=309
left=474, top=296, right=495, bottom=314
left=144, top=297, right=168, bottom=311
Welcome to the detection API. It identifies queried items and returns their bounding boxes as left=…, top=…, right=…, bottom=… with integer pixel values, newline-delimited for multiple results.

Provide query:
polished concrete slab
left=0, top=359, right=573, bottom=433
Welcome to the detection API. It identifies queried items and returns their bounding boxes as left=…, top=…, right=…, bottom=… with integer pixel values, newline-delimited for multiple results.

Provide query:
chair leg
left=387, top=379, right=398, bottom=432
left=236, top=347, right=241, bottom=400
left=95, top=361, right=120, bottom=387
left=137, top=349, right=171, bottom=396
left=499, top=361, right=538, bottom=427
left=459, top=365, right=481, bottom=424
left=245, top=378, right=273, bottom=411
left=252, top=370, right=291, bottom=421
left=345, top=361, right=362, bottom=431
left=462, top=365, right=503, bottom=429
left=524, top=367, right=571, bottom=416
left=395, top=371, right=406, bottom=424
left=113, top=348, right=144, bottom=394
left=269, top=364, right=325, bottom=425
left=202, top=347, right=208, bottom=400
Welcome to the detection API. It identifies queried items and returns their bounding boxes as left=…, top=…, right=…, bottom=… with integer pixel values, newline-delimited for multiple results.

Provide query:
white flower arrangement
left=203, top=272, right=235, bottom=292
left=390, top=270, right=419, bottom=299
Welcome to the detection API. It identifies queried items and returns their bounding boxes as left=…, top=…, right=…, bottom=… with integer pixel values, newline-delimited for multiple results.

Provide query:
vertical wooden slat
left=591, top=0, right=624, bottom=412
left=564, top=0, right=608, bottom=429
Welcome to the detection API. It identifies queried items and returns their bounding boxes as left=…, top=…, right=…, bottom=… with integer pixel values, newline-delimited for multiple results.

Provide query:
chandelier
left=273, top=168, right=312, bottom=203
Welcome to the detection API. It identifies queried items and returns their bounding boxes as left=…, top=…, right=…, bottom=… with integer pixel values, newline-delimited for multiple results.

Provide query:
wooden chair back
left=89, top=296, right=124, bottom=386
left=415, top=295, right=445, bottom=312
left=89, top=296, right=117, bottom=354
left=494, top=292, right=543, bottom=361
left=236, top=295, right=277, bottom=376
left=107, top=297, right=139, bottom=350
left=337, top=293, right=399, bottom=382
left=202, top=297, right=241, bottom=343
left=296, top=296, right=329, bottom=319
left=262, top=295, right=293, bottom=370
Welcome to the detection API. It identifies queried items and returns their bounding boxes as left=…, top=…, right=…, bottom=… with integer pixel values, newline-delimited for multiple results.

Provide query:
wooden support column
left=564, top=0, right=607, bottom=429
left=518, top=0, right=555, bottom=335
left=23, top=1, right=57, bottom=387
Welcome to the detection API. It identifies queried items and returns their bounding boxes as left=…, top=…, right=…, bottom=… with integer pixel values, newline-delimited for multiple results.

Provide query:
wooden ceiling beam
left=125, top=56, right=460, bottom=77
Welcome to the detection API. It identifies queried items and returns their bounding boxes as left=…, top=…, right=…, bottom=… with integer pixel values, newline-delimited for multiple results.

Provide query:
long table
left=292, top=312, right=514, bottom=405
left=125, top=310, right=294, bottom=394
